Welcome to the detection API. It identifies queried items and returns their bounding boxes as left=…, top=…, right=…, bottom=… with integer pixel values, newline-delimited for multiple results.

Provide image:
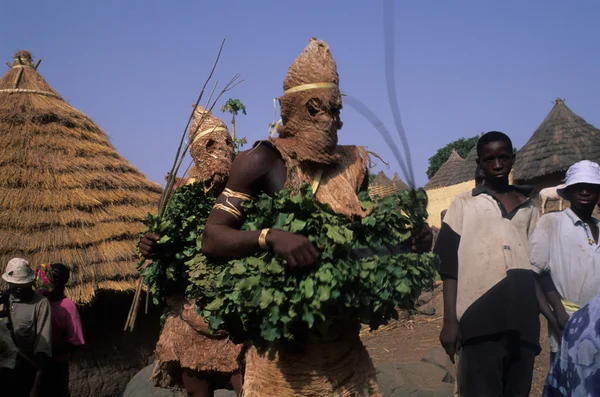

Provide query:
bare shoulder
left=227, top=143, right=283, bottom=192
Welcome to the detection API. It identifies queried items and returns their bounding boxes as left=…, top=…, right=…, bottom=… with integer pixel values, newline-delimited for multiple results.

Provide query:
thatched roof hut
left=392, top=172, right=409, bottom=191
left=369, top=171, right=408, bottom=198
left=449, top=143, right=478, bottom=185
left=0, top=50, right=162, bottom=304
left=424, top=149, right=464, bottom=190
left=514, top=98, right=600, bottom=185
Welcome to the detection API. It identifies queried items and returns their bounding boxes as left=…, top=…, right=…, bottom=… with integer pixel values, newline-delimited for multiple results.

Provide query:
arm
left=203, top=147, right=319, bottom=269
left=535, top=277, right=561, bottom=338
left=434, top=220, right=461, bottom=363
left=528, top=215, right=568, bottom=329
left=539, top=273, right=570, bottom=330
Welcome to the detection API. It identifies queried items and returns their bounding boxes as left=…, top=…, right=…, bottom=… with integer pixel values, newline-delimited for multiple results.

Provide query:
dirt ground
left=361, top=287, right=551, bottom=396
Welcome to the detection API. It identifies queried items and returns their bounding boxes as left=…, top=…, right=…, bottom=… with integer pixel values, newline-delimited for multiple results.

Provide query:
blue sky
left=2, top=1, right=599, bottom=187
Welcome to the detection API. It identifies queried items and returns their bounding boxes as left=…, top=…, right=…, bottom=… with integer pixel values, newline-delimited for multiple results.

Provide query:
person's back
left=435, top=131, right=541, bottom=397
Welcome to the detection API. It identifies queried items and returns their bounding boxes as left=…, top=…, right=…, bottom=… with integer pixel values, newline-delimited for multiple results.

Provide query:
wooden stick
left=124, top=277, right=143, bottom=331
left=13, top=68, right=24, bottom=89
left=129, top=281, right=143, bottom=331
left=34, top=59, right=42, bottom=70
left=145, top=288, right=150, bottom=315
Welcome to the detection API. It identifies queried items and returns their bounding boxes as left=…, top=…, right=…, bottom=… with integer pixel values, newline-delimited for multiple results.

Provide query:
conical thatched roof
left=369, top=171, right=408, bottom=198
left=0, top=51, right=162, bottom=303
left=449, top=144, right=478, bottom=185
left=514, top=98, right=600, bottom=181
left=391, top=172, right=409, bottom=191
left=425, top=149, right=464, bottom=190
left=373, top=170, right=392, bottom=186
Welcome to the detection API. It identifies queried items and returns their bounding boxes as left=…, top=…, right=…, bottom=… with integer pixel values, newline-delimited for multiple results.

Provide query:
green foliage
left=426, top=136, right=478, bottom=179
left=368, top=173, right=377, bottom=183
left=196, top=185, right=438, bottom=347
left=139, top=182, right=438, bottom=347
left=220, top=98, right=247, bottom=117
left=137, top=182, right=217, bottom=307
left=233, top=137, right=247, bottom=152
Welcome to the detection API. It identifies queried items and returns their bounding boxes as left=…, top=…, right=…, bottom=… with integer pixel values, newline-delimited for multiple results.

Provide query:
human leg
left=503, top=342, right=536, bottom=397
left=181, top=369, right=213, bottom=397
left=458, top=338, right=506, bottom=397
left=230, top=371, right=242, bottom=396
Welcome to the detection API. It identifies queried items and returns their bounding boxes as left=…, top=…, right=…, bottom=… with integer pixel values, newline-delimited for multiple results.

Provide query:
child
left=434, top=131, right=540, bottom=397
left=529, top=160, right=600, bottom=363
left=36, top=263, right=85, bottom=397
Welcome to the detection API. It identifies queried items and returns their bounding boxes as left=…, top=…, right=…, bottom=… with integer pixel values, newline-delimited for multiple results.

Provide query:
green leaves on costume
left=138, top=181, right=438, bottom=346
left=196, top=185, right=438, bottom=346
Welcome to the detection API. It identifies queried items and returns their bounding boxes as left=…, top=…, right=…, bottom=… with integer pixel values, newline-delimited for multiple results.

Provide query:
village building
left=0, top=50, right=163, bottom=397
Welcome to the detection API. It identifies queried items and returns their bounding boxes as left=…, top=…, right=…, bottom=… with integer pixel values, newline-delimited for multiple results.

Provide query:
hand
left=267, top=229, right=320, bottom=269
left=557, top=309, right=570, bottom=331
left=440, top=317, right=461, bottom=364
left=411, top=223, right=433, bottom=253
left=29, top=386, right=41, bottom=397
left=139, top=233, right=160, bottom=259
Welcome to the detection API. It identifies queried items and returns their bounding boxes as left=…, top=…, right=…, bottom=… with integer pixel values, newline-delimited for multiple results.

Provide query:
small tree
left=426, top=136, right=479, bottom=179
left=221, top=98, right=247, bottom=141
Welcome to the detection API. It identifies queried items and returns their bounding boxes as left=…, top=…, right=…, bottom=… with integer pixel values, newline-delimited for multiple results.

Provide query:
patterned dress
left=544, top=293, right=600, bottom=396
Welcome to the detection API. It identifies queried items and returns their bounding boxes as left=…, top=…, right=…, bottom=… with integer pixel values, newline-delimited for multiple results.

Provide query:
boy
left=1, top=258, right=52, bottom=397
left=529, top=160, right=600, bottom=362
left=435, top=131, right=540, bottom=397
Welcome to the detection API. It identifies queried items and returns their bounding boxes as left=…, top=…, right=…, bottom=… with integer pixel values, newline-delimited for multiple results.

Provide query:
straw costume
left=235, top=38, right=381, bottom=397
left=150, top=107, right=241, bottom=390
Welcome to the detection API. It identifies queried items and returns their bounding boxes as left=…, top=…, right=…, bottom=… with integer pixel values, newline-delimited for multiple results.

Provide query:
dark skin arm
left=439, top=278, right=460, bottom=363
left=141, top=145, right=431, bottom=262
left=535, top=278, right=562, bottom=340
left=202, top=145, right=319, bottom=268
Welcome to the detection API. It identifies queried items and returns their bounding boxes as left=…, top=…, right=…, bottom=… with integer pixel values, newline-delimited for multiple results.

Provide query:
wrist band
left=258, top=228, right=271, bottom=250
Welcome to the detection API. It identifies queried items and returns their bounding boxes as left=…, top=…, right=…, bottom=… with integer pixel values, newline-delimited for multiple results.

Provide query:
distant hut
left=425, top=146, right=477, bottom=229
left=392, top=172, right=409, bottom=191
left=424, top=149, right=464, bottom=190
left=0, top=51, right=163, bottom=396
left=514, top=98, right=600, bottom=188
left=369, top=170, right=408, bottom=198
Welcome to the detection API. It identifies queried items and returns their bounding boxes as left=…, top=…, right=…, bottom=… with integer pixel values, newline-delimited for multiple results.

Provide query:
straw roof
left=369, top=171, right=408, bottom=198
left=424, top=149, right=464, bottom=190
left=0, top=51, right=162, bottom=304
left=514, top=98, right=600, bottom=181
left=449, top=141, right=479, bottom=185
left=392, top=172, right=409, bottom=191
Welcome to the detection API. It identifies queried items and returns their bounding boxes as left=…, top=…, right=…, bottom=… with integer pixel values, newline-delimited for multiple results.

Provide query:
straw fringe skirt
left=241, top=319, right=381, bottom=397
left=151, top=296, right=242, bottom=388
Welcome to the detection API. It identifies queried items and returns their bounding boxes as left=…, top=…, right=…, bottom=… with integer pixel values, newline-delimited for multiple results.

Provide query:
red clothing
left=50, top=297, right=85, bottom=361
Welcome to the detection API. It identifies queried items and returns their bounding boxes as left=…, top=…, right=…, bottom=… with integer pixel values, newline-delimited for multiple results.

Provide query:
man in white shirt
left=529, top=160, right=600, bottom=362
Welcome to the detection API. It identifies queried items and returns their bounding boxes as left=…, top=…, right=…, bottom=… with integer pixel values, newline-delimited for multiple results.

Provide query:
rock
left=124, top=360, right=454, bottom=397
left=417, top=305, right=436, bottom=315
left=376, top=361, right=454, bottom=397
left=120, top=365, right=184, bottom=397
left=421, top=347, right=456, bottom=383
left=121, top=364, right=236, bottom=397
left=417, top=291, right=433, bottom=306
